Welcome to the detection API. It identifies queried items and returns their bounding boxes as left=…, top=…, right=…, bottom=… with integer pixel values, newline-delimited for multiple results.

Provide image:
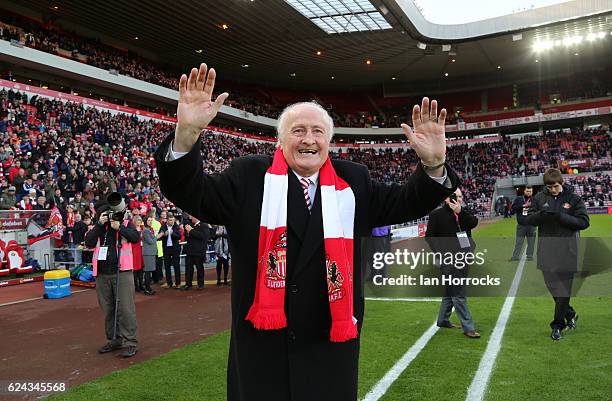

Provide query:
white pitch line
left=0, top=288, right=91, bottom=307
left=362, top=322, right=440, bottom=401
left=366, top=297, right=441, bottom=302
left=465, top=251, right=527, bottom=401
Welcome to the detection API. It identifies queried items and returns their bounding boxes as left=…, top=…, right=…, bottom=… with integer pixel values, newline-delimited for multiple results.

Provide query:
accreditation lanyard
left=522, top=197, right=531, bottom=216
left=454, top=212, right=471, bottom=249
left=97, top=226, right=120, bottom=261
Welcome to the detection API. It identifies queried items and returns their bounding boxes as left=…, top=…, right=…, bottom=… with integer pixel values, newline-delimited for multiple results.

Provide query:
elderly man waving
left=155, top=63, right=460, bottom=401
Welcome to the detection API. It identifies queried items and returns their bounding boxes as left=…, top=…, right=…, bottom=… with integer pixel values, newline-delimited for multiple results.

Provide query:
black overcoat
left=183, top=221, right=210, bottom=257
left=155, top=134, right=458, bottom=401
left=520, top=185, right=589, bottom=272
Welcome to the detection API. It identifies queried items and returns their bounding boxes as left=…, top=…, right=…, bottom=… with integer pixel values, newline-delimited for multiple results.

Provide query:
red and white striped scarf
left=246, top=148, right=358, bottom=342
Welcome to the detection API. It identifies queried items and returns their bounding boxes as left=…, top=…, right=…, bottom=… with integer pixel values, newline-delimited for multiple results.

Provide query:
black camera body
left=98, top=208, right=126, bottom=223
left=109, top=210, right=127, bottom=222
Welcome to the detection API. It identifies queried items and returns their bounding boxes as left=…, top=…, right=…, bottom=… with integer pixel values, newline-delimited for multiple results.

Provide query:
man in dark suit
left=155, top=63, right=459, bottom=401
left=160, top=212, right=181, bottom=288
left=182, top=214, right=210, bottom=290
left=425, top=188, right=480, bottom=338
left=509, top=185, right=536, bottom=261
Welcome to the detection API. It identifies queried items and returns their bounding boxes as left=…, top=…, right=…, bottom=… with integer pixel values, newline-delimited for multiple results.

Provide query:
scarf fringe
left=330, top=320, right=358, bottom=342
left=246, top=307, right=287, bottom=330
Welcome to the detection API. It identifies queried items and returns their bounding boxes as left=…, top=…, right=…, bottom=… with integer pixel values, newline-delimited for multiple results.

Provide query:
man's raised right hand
left=174, top=63, right=229, bottom=152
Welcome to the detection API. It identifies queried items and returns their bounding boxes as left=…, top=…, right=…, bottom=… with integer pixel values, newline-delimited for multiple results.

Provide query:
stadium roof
left=414, top=0, right=572, bottom=25
left=4, top=0, right=612, bottom=91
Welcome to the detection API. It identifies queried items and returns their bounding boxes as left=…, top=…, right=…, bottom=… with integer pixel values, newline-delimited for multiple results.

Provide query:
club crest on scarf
left=263, top=230, right=287, bottom=289
left=326, top=254, right=346, bottom=303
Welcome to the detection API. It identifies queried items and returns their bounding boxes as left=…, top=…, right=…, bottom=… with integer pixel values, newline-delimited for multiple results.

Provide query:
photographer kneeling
left=85, top=195, right=140, bottom=358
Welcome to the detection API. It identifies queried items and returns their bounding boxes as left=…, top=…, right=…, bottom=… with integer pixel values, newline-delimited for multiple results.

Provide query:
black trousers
left=185, top=255, right=205, bottom=288
left=542, top=271, right=576, bottom=329
left=216, top=256, right=229, bottom=283
left=164, top=249, right=181, bottom=286
left=144, top=271, right=153, bottom=291
left=133, top=269, right=143, bottom=290
left=154, top=256, right=164, bottom=283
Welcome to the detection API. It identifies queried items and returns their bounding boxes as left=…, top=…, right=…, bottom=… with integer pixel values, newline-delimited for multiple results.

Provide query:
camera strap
left=98, top=228, right=110, bottom=261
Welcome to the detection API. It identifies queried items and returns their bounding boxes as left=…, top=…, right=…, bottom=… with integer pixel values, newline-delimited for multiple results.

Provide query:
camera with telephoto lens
left=106, top=192, right=128, bottom=221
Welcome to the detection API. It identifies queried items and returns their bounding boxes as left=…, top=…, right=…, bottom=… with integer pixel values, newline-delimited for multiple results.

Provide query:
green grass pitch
left=46, top=215, right=612, bottom=401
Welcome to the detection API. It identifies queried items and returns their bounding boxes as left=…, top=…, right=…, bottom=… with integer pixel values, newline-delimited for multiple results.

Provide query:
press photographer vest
left=92, top=221, right=134, bottom=276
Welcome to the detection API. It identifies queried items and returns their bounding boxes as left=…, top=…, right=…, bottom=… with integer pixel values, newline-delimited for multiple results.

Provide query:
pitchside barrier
left=391, top=212, right=499, bottom=240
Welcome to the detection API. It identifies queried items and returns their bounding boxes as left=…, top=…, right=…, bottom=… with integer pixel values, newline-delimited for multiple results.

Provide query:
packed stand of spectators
left=224, top=93, right=281, bottom=120
left=0, top=18, right=179, bottom=88
left=330, top=109, right=461, bottom=129
left=564, top=173, right=612, bottom=207
left=0, top=88, right=173, bottom=226
left=0, top=15, right=307, bottom=123
left=522, top=129, right=612, bottom=174
left=330, top=143, right=489, bottom=213
left=1, top=86, right=611, bottom=221
left=200, top=132, right=275, bottom=175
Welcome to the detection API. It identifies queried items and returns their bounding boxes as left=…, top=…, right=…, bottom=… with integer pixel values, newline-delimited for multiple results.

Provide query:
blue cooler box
left=44, top=270, right=71, bottom=299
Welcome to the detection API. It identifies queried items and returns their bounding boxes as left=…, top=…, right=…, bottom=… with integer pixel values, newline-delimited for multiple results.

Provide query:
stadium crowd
left=2, top=87, right=610, bottom=219
left=568, top=173, right=612, bottom=207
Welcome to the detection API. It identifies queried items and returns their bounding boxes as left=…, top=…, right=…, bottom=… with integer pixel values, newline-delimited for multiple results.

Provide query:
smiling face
left=278, top=103, right=332, bottom=177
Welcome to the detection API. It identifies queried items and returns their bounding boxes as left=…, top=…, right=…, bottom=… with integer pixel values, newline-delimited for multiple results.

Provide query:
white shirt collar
left=291, top=170, right=319, bottom=186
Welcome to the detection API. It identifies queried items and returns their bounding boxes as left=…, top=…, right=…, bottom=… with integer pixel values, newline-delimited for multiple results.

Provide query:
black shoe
left=181, top=285, right=191, bottom=291
left=224, top=280, right=229, bottom=286
left=216, top=280, right=221, bottom=286
left=551, top=328, right=562, bottom=341
left=166, top=283, right=173, bottom=289
left=98, top=342, right=122, bottom=354
left=174, top=283, right=181, bottom=289
left=144, top=289, right=156, bottom=296
left=197, top=285, right=204, bottom=290
left=121, top=346, right=138, bottom=358
left=566, top=314, right=578, bottom=330
left=508, top=257, right=519, bottom=261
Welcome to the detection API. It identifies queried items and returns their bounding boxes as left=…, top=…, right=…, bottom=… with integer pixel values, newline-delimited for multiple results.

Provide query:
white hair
left=276, top=101, right=334, bottom=145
